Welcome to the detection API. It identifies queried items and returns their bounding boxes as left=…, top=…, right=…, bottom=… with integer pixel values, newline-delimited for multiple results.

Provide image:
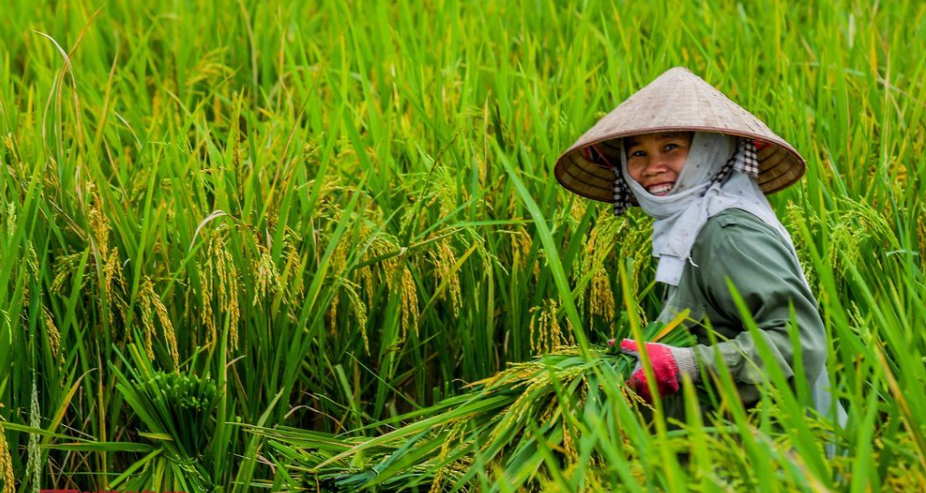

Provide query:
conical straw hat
left=555, top=67, right=806, bottom=203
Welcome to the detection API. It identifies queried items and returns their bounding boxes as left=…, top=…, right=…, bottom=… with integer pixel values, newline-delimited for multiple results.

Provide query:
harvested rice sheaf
left=258, top=320, right=694, bottom=492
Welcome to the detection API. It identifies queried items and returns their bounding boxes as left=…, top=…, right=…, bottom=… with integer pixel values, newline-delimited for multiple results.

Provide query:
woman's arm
left=689, top=211, right=827, bottom=403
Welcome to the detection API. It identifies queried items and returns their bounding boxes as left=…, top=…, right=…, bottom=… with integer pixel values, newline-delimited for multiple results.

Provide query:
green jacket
left=657, top=208, right=828, bottom=408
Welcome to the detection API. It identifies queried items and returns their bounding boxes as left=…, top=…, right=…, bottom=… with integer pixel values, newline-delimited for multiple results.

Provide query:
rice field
left=1, top=0, right=925, bottom=491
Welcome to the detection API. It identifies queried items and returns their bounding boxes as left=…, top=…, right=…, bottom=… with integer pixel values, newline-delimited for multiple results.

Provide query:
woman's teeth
left=648, top=183, right=673, bottom=195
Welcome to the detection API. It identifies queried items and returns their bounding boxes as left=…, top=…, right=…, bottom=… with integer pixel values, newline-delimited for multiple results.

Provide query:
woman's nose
left=642, top=159, right=667, bottom=176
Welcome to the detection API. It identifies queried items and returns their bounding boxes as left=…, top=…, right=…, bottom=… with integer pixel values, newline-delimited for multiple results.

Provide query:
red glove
left=612, top=339, right=699, bottom=403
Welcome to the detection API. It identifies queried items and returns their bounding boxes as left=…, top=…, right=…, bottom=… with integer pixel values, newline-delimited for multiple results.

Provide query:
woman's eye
left=664, top=143, right=679, bottom=151
left=630, top=150, right=646, bottom=158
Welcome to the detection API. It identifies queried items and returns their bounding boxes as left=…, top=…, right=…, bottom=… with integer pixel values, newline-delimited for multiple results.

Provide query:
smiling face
left=624, top=132, right=693, bottom=196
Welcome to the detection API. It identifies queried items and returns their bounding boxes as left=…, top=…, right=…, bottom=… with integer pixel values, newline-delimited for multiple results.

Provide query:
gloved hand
left=609, top=339, right=699, bottom=402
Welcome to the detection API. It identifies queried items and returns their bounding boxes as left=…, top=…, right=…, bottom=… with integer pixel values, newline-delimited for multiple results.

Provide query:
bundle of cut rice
left=253, top=319, right=693, bottom=491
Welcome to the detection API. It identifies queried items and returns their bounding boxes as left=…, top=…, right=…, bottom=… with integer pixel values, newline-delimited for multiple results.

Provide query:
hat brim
left=555, top=128, right=805, bottom=204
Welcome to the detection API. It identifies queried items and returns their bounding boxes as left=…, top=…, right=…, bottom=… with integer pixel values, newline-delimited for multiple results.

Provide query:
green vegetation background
left=0, top=0, right=924, bottom=490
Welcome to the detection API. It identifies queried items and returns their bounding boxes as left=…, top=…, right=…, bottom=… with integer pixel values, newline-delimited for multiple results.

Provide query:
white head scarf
left=619, top=132, right=794, bottom=286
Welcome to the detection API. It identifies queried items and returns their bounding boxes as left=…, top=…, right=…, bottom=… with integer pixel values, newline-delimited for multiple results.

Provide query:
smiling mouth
left=647, top=183, right=674, bottom=196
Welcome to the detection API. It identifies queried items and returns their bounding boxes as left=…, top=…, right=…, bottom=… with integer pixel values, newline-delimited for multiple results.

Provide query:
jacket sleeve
left=689, top=214, right=826, bottom=402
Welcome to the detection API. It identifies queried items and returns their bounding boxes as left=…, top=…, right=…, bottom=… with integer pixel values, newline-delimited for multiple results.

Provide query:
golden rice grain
left=252, top=245, right=280, bottom=308
left=204, top=233, right=241, bottom=350
left=589, top=268, right=615, bottom=327
left=139, top=278, right=157, bottom=360
left=43, top=306, right=61, bottom=362
left=400, top=266, right=419, bottom=340
left=88, top=194, right=127, bottom=328
left=327, top=242, right=348, bottom=334
left=529, top=299, right=573, bottom=355
left=561, top=415, right=579, bottom=463
left=429, top=240, right=462, bottom=318
left=151, top=285, right=180, bottom=370
left=284, top=236, right=305, bottom=301
left=0, top=417, right=14, bottom=493
left=138, top=276, right=180, bottom=368
left=342, top=281, right=369, bottom=354
left=199, top=264, right=216, bottom=346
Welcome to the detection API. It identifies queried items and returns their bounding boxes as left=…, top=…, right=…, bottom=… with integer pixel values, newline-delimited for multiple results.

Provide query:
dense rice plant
left=0, top=0, right=925, bottom=491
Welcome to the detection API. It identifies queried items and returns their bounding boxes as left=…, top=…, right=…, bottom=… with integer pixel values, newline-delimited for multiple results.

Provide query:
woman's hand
left=609, top=339, right=699, bottom=402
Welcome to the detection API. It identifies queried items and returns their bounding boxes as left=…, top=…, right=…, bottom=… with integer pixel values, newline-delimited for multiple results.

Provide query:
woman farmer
left=554, top=67, right=839, bottom=422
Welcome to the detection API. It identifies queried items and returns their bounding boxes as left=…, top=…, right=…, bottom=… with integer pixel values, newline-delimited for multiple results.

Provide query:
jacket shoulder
left=693, top=208, right=787, bottom=263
